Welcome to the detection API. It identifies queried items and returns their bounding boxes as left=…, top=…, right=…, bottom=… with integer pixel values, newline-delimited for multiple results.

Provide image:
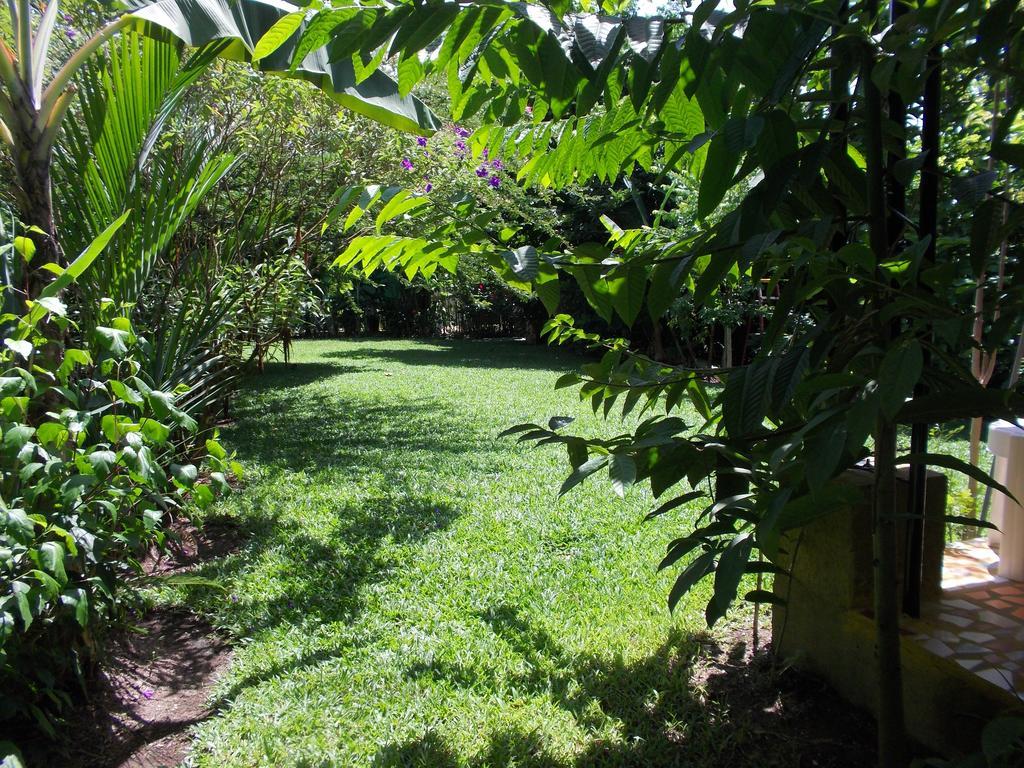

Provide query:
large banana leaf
left=124, top=0, right=440, bottom=133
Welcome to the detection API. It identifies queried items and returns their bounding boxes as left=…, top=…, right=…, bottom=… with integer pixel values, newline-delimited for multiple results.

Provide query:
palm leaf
left=55, top=31, right=236, bottom=312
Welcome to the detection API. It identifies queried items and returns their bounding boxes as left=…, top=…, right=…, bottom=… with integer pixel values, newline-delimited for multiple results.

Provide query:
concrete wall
left=772, top=468, right=1023, bottom=757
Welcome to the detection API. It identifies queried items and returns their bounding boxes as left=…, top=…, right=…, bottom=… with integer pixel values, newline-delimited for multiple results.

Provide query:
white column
left=988, top=421, right=1024, bottom=580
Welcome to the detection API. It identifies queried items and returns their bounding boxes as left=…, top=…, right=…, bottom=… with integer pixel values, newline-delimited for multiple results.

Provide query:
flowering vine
left=400, top=123, right=505, bottom=194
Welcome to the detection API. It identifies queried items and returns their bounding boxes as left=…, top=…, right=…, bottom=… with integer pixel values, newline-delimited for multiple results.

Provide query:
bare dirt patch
left=66, top=608, right=232, bottom=768
left=31, top=515, right=244, bottom=768
left=689, top=621, right=879, bottom=768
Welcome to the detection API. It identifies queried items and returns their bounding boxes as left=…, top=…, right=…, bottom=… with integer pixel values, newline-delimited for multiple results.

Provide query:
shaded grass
left=175, top=339, right=855, bottom=767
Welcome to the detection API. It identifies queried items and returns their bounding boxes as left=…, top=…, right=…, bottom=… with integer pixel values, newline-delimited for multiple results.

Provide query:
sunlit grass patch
left=181, top=339, right=775, bottom=767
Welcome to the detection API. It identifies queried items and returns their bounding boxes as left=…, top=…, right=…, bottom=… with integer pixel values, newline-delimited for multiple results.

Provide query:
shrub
left=0, top=300, right=232, bottom=733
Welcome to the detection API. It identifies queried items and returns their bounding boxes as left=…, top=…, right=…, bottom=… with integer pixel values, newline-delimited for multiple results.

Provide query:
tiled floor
left=907, top=538, right=1024, bottom=696
left=942, top=537, right=1000, bottom=589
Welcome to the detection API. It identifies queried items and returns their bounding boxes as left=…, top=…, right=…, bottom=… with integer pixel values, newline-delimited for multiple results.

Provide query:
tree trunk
left=20, top=155, right=62, bottom=300
left=863, top=4, right=907, bottom=757
left=8, top=90, right=63, bottom=305
left=873, top=418, right=906, bottom=768
left=651, top=318, right=665, bottom=361
left=968, top=79, right=1008, bottom=498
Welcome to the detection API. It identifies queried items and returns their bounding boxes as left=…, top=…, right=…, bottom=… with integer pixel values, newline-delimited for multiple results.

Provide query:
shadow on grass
left=193, top=353, right=477, bottom=699
left=320, top=339, right=587, bottom=373
left=196, top=496, right=463, bottom=706
left=382, top=605, right=877, bottom=768
left=225, top=371, right=492, bottom=474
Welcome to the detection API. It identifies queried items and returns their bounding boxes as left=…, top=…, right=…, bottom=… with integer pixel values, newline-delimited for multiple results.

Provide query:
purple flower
left=475, top=166, right=489, bottom=178
left=453, top=125, right=470, bottom=138
left=424, top=182, right=433, bottom=193
left=455, top=140, right=467, bottom=155
left=141, top=687, right=154, bottom=700
left=491, top=159, right=503, bottom=170
left=481, top=148, right=489, bottom=160
left=66, top=28, right=77, bottom=39
left=488, top=175, right=501, bottom=188
left=416, top=136, right=428, bottom=147
left=230, top=594, right=239, bottom=603
left=401, top=158, right=414, bottom=171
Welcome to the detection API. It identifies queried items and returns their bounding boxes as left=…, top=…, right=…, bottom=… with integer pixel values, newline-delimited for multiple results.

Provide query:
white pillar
left=988, top=421, right=1024, bottom=580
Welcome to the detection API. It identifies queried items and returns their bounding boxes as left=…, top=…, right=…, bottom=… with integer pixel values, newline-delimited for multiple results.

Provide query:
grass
left=173, top=339, right=820, bottom=767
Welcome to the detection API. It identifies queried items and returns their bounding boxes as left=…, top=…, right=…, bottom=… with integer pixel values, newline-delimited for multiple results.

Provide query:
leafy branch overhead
left=313, top=0, right=1024, bottom=667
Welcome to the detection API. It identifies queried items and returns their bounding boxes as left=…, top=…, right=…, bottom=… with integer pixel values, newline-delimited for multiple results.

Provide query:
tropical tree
left=290, top=2, right=1023, bottom=765
left=0, top=0, right=438, bottom=303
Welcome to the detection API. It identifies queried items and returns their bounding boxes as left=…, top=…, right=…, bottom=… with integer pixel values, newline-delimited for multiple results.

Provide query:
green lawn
left=177, top=339, right=781, bottom=767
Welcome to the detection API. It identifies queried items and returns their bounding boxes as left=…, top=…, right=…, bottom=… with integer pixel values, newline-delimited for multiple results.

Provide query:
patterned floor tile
left=910, top=539, right=1024, bottom=697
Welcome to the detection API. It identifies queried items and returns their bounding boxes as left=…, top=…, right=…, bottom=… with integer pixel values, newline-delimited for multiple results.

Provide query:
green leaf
left=2, top=509, right=36, bottom=539
left=252, top=11, right=305, bottom=62
left=606, top=263, right=646, bottom=327
left=39, top=541, right=67, bottom=584
left=94, top=327, right=130, bottom=357
left=110, top=380, right=145, bottom=406
left=646, top=261, right=685, bottom=322
left=395, top=54, right=423, bottom=98
left=668, top=550, right=716, bottom=612
left=10, top=581, right=33, bottom=629
left=943, top=515, right=998, bottom=531
left=560, top=455, right=608, bottom=495
left=609, top=453, right=636, bottom=497
left=0, top=377, right=23, bottom=397
left=60, top=588, right=89, bottom=627
left=171, top=463, right=199, bottom=487
left=375, top=190, right=428, bottom=231
left=707, top=532, right=754, bottom=626
left=697, top=132, right=739, bottom=219
left=836, top=243, right=875, bottom=272
left=86, top=450, right=117, bottom=474
left=140, top=419, right=172, bottom=444
left=35, top=422, right=69, bottom=448
left=743, top=589, right=784, bottom=605
left=502, top=246, right=539, bottom=281
left=24, top=212, right=131, bottom=332
left=804, top=421, right=847, bottom=492
left=645, top=490, right=705, bottom=521
left=536, top=32, right=580, bottom=119
left=877, top=341, right=923, bottom=420
left=192, top=483, right=215, bottom=508
left=722, top=362, right=771, bottom=437
left=13, top=236, right=35, bottom=263
left=129, top=0, right=440, bottom=134
left=899, top=453, right=1017, bottom=504
left=970, top=198, right=1002, bottom=278
left=3, top=425, right=35, bottom=452
left=3, top=339, right=32, bottom=360
left=533, top=269, right=560, bottom=314
left=756, top=110, right=798, bottom=169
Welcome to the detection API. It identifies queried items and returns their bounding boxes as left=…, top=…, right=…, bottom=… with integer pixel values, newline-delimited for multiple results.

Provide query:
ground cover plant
left=143, top=339, right=872, bottom=767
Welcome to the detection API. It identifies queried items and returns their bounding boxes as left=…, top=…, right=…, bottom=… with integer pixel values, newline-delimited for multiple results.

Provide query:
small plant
left=0, top=243, right=234, bottom=733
